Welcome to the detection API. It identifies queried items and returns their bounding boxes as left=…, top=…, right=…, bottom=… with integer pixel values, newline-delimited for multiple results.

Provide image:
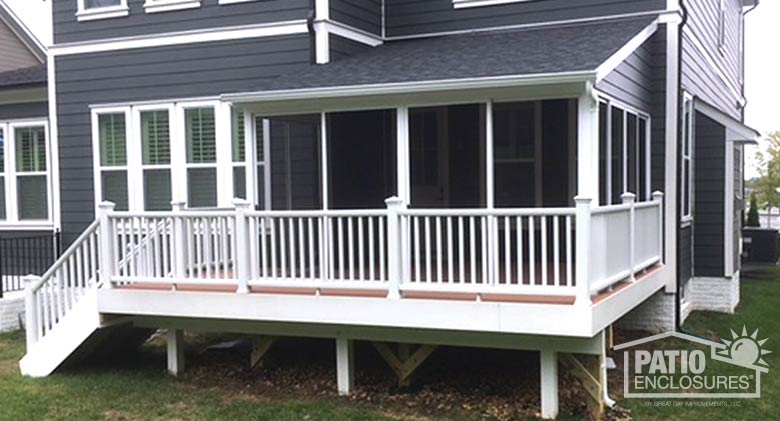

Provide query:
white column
left=622, top=192, right=636, bottom=281
left=216, top=102, right=234, bottom=208
left=664, top=16, right=682, bottom=293
left=653, top=191, right=665, bottom=264
left=574, top=197, right=592, bottom=306
left=320, top=112, right=329, bottom=210
left=98, top=201, right=116, bottom=289
left=577, top=87, right=600, bottom=204
left=336, top=338, right=354, bottom=395
left=540, top=350, right=559, bottom=420
left=23, top=275, right=40, bottom=348
left=234, top=199, right=252, bottom=294
left=167, top=329, right=185, bottom=376
left=396, top=107, right=410, bottom=203
left=385, top=196, right=405, bottom=299
left=171, top=201, right=187, bottom=290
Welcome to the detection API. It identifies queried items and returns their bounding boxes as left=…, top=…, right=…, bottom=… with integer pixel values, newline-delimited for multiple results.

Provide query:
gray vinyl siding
left=596, top=28, right=666, bottom=193
left=0, top=21, right=39, bottom=72
left=681, top=0, right=743, bottom=120
left=385, top=0, right=665, bottom=37
left=692, top=112, right=725, bottom=277
left=330, top=34, right=374, bottom=61
left=55, top=35, right=311, bottom=243
left=680, top=224, right=693, bottom=285
left=0, top=102, right=48, bottom=120
left=330, top=0, right=382, bottom=35
left=52, top=0, right=311, bottom=44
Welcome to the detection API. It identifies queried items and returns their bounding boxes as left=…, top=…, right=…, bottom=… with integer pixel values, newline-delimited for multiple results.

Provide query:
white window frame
left=92, top=100, right=235, bottom=213
left=0, top=119, right=54, bottom=229
left=143, top=0, right=202, bottom=14
left=76, top=0, right=130, bottom=22
left=452, top=0, right=531, bottom=9
left=596, top=95, right=652, bottom=205
left=681, top=93, right=694, bottom=223
left=134, top=104, right=175, bottom=211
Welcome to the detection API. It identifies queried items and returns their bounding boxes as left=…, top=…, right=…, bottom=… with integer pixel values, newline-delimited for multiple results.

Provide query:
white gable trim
left=595, top=19, right=659, bottom=82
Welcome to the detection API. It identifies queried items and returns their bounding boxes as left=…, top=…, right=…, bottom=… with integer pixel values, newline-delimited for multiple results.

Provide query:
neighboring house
left=15, top=0, right=759, bottom=418
left=0, top=1, right=57, bottom=309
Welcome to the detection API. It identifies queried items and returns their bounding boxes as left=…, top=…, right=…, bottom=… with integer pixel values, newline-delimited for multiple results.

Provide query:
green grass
left=0, top=332, right=399, bottom=420
left=622, top=267, right=780, bottom=420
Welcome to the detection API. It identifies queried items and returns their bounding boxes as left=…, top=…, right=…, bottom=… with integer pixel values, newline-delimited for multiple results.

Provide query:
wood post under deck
left=166, top=329, right=185, bottom=376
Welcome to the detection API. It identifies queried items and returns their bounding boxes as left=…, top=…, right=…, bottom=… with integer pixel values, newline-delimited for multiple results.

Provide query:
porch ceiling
left=226, top=17, right=656, bottom=103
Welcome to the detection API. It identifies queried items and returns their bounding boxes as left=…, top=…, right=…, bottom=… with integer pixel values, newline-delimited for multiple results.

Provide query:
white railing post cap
left=22, top=274, right=40, bottom=287
left=621, top=192, right=636, bottom=203
left=652, top=191, right=664, bottom=200
left=233, top=198, right=253, bottom=209
left=170, top=200, right=186, bottom=210
left=385, top=196, right=405, bottom=207
left=573, top=196, right=593, bottom=205
left=98, top=201, right=116, bottom=211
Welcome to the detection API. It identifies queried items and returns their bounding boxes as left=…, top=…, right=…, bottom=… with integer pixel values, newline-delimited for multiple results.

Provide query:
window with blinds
left=186, top=107, right=217, bottom=208
left=14, top=126, right=48, bottom=220
left=98, top=113, right=129, bottom=211
left=141, top=110, right=172, bottom=211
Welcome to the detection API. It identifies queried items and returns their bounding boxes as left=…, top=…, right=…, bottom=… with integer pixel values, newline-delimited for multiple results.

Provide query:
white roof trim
left=223, top=71, right=596, bottom=103
left=595, top=18, right=659, bottom=82
left=694, top=98, right=760, bottom=143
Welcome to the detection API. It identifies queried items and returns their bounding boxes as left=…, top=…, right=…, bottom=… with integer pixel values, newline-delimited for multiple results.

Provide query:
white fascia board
left=49, top=20, right=309, bottom=56
left=694, top=98, right=760, bottom=142
left=325, top=20, right=383, bottom=47
left=224, top=71, right=596, bottom=103
left=596, top=18, right=660, bottom=82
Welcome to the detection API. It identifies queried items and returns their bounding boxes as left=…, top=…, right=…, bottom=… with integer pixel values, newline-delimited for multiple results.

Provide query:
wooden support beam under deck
left=371, top=342, right=438, bottom=387
left=250, top=336, right=277, bottom=369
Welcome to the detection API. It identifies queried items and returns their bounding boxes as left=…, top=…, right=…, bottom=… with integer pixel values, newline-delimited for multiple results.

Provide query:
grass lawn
left=0, top=268, right=777, bottom=420
left=621, top=267, right=780, bottom=420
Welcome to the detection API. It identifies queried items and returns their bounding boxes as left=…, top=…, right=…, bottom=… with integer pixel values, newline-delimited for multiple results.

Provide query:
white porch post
left=23, top=275, right=40, bottom=348
left=166, top=329, right=185, bottom=376
left=172, top=201, right=187, bottom=290
left=653, top=191, right=665, bottom=264
left=234, top=199, right=252, bottom=294
left=622, top=192, right=636, bottom=281
left=98, top=201, right=116, bottom=289
left=540, top=350, right=559, bottom=419
left=577, top=86, right=600, bottom=203
left=336, top=338, right=354, bottom=395
left=396, top=107, right=411, bottom=282
left=385, top=197, right=405, bottom=299
left=574, top=197, right=592, bottom=306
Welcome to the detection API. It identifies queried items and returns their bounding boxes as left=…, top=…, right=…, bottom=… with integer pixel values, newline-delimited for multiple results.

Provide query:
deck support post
left=98, top=201, right=116, bottom=289
left=336, top=338, right=354, bottom=395
left=574, top=197, right=592, bottom=306
left=234, top=199, right=252, bottom=294
left=166, top=329, right=185, bottom=376
left=540, top=350, right=559, bottom=420
left=250, top=336, right=277, bottom=369
left=385, top=197, right=405, bottom=299
left=371, top=342, right=438, bottom=387
left=622, top=193, right=636, bottom=281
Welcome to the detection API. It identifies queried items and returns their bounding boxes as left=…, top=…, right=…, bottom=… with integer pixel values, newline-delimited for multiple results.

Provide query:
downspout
left=307, top=0, right=316, bottom=64
left=675, top=0, right=689, bottom=332
left=741, top=1, right=760, bottom=121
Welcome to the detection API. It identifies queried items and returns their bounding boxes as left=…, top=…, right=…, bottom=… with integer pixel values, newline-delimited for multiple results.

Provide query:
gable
left=0, top=18, right=40, bottom=73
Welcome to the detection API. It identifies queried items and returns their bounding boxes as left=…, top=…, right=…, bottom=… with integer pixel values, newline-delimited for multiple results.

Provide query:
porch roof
left=0, top=64, right=46, bottom=89
left=227, top=17, right=656, bottom=102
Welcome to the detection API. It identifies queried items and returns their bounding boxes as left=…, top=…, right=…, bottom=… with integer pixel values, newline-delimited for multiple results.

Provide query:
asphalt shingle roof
left=260, top=17, right=655, bottom=92
left=0, top=64, right=47, bottom=89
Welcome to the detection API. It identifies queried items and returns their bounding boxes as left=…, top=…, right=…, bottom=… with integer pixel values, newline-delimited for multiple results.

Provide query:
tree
left=752, top=132, right=780, bottom=220
left=747, top=194, right=760, bottom=227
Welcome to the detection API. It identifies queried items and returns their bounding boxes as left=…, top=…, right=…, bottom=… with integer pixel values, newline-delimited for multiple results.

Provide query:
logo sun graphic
left=715, top=326, right=772, bottom=369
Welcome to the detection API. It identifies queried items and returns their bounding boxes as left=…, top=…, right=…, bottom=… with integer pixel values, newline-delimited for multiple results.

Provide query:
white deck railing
left=22, top=192, right=664, bottom=348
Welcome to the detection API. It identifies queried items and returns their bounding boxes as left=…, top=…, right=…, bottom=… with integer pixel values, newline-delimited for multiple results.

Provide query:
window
left=141, top=109, right=172, bottom=211
left=185, top=107, right=218, bottom=208
left=0, top=121, right=52, bottom=226
left=77, top=0, right=129, bottom=21
left=232, top=109, right=247, bottom=200
left=96, top=111, right=130, bottom=211
left=681, top=94, right=694, bottom=221
left=597, top=99, right=652, bottom=205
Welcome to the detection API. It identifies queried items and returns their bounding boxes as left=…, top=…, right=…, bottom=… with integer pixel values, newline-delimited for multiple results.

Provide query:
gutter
left=224, top=71, right=597, bottom=103
left=675, top=0, right=689, bottom=332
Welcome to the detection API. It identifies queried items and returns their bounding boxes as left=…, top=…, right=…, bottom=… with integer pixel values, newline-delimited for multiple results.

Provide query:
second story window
left=77, top=0, right=129, bottom=21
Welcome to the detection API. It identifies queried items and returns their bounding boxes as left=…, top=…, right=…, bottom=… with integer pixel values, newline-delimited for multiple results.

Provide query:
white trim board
left=595, top=19, right=659, bottom=82
left=49, top=20, right=310, bottom=56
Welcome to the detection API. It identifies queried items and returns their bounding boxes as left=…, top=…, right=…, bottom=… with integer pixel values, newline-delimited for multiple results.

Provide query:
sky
left=1, top=0, right=778, bottom=175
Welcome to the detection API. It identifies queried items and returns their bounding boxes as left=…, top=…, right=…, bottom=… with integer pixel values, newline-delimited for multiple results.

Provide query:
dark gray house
left=0, top=1, right=54, bottom=301
left=17, top=0, right=760, bottom=418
